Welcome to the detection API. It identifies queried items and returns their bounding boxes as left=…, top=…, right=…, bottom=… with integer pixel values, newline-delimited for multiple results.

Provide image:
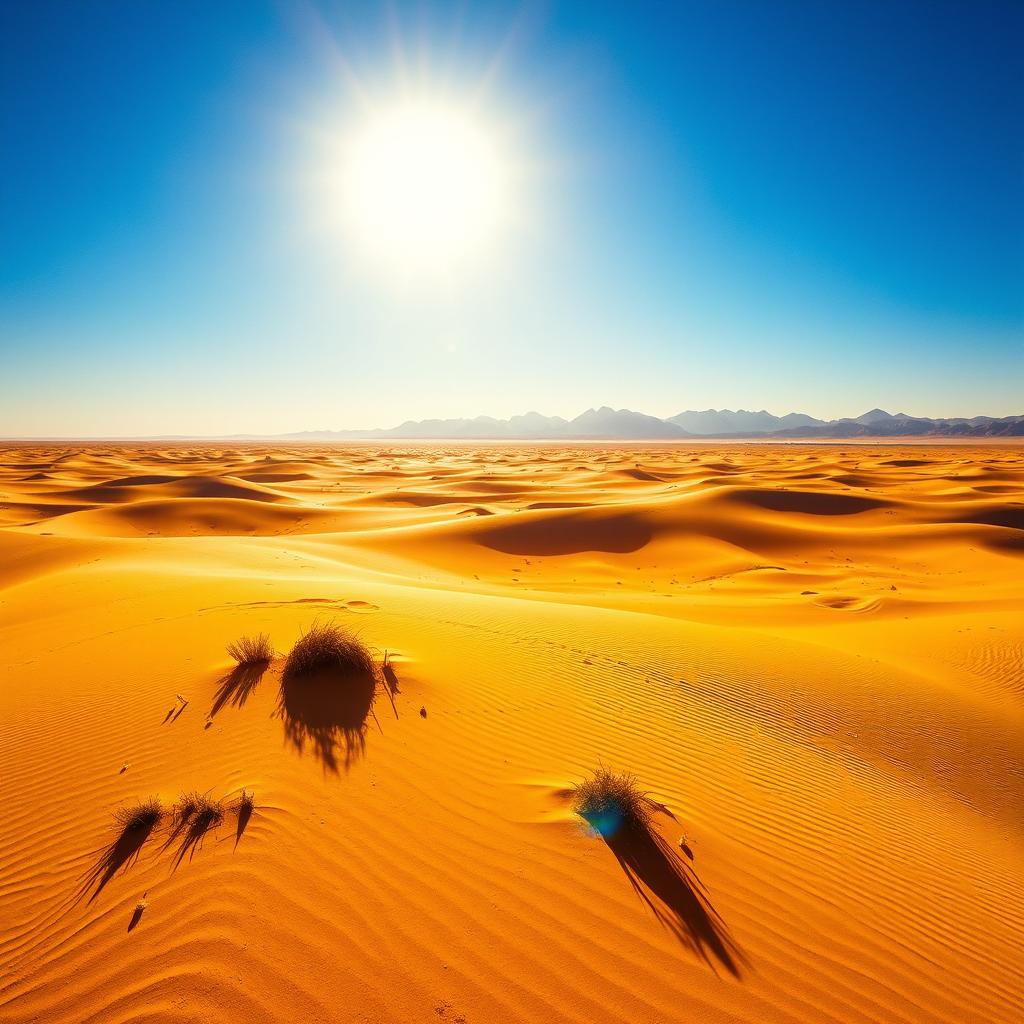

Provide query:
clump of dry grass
left=167, top=791, right=225, bottom=866
left=174, top=791, right=224, bottom=829
left=283, top=621, right=376, bottom=681
left=114, top=796, right=163, bottom=832
left=572, top=767, right=653, bottom=835
left=226, top=633, right=274, bottom=666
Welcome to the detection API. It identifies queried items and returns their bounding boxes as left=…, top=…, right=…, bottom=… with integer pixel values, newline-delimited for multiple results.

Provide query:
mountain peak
left=857, top=408, right=893, bottom=422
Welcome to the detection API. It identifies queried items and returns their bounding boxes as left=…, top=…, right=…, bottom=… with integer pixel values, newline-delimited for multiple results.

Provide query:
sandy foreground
left=0, top=442, right=1021, bottom=1024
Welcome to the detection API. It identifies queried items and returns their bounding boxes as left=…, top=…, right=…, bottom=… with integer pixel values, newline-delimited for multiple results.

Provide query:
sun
left=337, top=97, right=513, bottom=275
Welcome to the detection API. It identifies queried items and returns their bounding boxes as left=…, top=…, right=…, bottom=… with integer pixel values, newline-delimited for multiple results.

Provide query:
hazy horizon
left=5, top=403, right=1023, bottom=441
left=2, top=1, right=1021, bottom=436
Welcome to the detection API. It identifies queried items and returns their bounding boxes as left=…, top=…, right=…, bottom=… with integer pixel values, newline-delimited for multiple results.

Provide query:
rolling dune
left=1, top=442, right=1021, bottom=1024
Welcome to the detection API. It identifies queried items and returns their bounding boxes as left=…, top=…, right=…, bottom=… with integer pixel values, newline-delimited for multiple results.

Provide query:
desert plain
left=0, top=440, right=1021, bottom=1024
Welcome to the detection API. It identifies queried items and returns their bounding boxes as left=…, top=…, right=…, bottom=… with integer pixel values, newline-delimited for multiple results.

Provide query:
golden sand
left=1, top=442, right=1021, bottom=1023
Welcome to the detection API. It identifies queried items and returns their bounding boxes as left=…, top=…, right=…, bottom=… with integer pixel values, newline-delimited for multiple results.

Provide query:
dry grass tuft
left=572, top=767, right=653, bottom=835
left=226, top=633, right=274, bottom=666
left=283, top=620, right=376, bottom=681
left=167, top=791, right=225, bottom=866
left=174, top=791, right=224, bottom=829
left=114, top=796, right=163, bottom=832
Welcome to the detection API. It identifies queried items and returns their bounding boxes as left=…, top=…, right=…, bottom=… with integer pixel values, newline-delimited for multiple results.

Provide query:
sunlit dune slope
left=1, top=442, right=1022, bottom=1024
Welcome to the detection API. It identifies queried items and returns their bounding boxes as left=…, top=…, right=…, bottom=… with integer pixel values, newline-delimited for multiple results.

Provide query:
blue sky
left=1, top=0, right=1021, bottom=435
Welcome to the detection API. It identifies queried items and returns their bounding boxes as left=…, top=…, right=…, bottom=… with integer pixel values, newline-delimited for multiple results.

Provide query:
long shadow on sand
left=276, top=662, right=377, bottom=773
left=380, top=655, right=400, bottom=719
left=234, top=798, right=253, bottom=848
left=161, top=805, right=225, bottom=869
left=75, top=818, right=159, bottom=905
left=597, top=819, right=745, bottom=978
left=209, top=660, right=270, bottom=717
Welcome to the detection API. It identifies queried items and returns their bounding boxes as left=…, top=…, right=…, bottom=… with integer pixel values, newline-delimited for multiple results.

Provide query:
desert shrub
left=572, top=767, right=653, bottom=835
left=174, top=791, right=224, bottom=828
left=236, top=789, right=255, bottom=815
left=114, top=796, right=163, bottom=832
left=283, top=621, right=376, bottom=681
left=226, top=633, right=274, bottom=666
left=167, top=791, right=225, bottom=865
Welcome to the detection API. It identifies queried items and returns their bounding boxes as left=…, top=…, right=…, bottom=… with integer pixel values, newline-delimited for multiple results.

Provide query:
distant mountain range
left=281, top=407, right=1024, bottom=440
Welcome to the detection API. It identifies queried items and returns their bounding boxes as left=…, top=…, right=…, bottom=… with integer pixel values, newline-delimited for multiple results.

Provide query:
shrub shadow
left=75, top=819, right=158, bottom=905
left=235, top=800, right=253, bottom=848
left=381, top=656, right=400, bottom=719
left=593, top=816, right=745, bottom=977
left=128, top=899, right=146, bottom=932
left=209, top=661, right=270, bottom=717
left=276, top=663, right=376, bottom=773
left=162, top=807, right=224, bottom=869
left=163, top=702, right=187, bottom=724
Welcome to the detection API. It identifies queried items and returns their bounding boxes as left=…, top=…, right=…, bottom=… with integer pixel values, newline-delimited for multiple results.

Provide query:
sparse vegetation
left=572, top=767, right=653, bottom=835
left=167, top=791, right=225, bottom=866
left=173, top=790, right=224, bottom=829
left=114, top=796, right=163, bottom=832
left=284, top=620, right=376, bottom=681
left=226, top=633, right=274, bottom=666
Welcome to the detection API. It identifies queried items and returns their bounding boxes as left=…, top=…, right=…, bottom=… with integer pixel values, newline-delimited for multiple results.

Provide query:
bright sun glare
left=339, top=99, right=512, bottom=275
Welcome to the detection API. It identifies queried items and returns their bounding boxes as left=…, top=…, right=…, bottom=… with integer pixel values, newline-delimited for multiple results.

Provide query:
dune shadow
left=209, top=661, right=270, bottom=717
left=276, top=663, right=376, bottom=773
left=75, top=819, right=158, bottom=905
left=596, top=819, right=744, bottom=977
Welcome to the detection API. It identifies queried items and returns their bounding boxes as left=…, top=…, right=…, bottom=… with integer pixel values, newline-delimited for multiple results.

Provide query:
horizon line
left=3, top=404, right=1023, bottom=443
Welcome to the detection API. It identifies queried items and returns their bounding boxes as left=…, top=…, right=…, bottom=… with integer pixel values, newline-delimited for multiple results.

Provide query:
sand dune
left=1, top=442, right=1022, bottom=1024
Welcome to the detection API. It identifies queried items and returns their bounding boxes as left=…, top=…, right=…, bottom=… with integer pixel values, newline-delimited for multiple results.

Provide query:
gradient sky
left=2, top=0, right=1022, bottom=436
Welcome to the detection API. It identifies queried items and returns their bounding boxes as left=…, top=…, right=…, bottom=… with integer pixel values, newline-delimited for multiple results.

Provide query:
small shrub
left=226, top=633, right=274, bottom=666
left=284, top=621, right=376, bottom=681
left=173, top=791, right=202, bottom=824
left=168, top=791, right=225, bottom=865
left=174, top=791, right=224, bottom=828
left=114, top=796, right=163, bottom=832
left=572, top=767, right=653, bottom=836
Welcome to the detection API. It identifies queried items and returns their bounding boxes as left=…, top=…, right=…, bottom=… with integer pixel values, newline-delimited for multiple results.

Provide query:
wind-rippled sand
left=1, top=442, right=1022, bottom=1023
